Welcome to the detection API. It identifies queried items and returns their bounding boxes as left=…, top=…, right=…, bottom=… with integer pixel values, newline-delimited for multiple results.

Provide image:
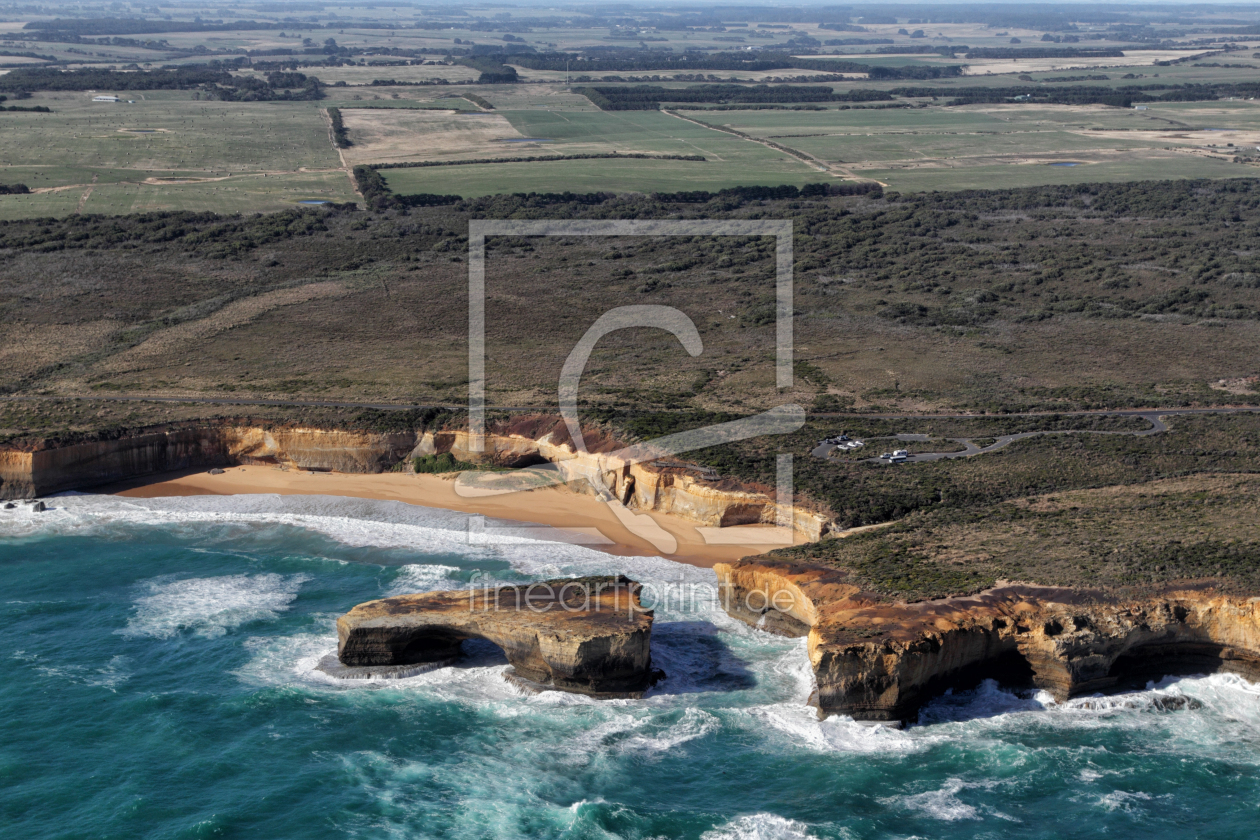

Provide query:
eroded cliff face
left=226, top=427, right=415, bottom=473
left=418, top=418, right=832, bottom=540
left=715, top=559, right=1260, bottom=723
left=0, top=415, right=833, bottom=540
left=337, top=575, right=658, bottom=697
left=0, top=425, right=415, bottom=498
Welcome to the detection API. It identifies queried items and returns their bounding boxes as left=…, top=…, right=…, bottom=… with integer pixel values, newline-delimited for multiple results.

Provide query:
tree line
left=511, top=51, right=963, bottom=81
left=370, top=152, right=706, bottom=169
left=0, top=66, right=325, bottom=101
left=576, top=84, right=892, bottom=110
left=327, top=107, right=350, bottom=148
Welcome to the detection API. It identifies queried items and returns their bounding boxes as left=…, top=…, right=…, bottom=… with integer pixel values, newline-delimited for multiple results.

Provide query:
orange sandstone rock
left=337, top=575, right=660, bottom=698
left=715, top=559, right=1260, bottom=723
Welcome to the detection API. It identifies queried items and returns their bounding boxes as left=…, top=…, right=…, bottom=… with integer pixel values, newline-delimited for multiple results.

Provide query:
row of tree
left=512, top=51, right=964, bottom=80
left=576, top=83, right=892, bottom=110
left=0, top=66, right=325, bottom=101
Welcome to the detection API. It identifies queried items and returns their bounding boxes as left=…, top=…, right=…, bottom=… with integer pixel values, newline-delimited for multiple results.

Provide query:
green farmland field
left=683, top=103, right=1260, bottom=190
left=863, top=155, right=1248, bottom=192
left=375, top=108, right=821, bottom=195
left=379, top=155, right=821, bottom=197
left=0, top=91, right=354, bottom=217
left=0, top=170, right=355, bottom=220
left=0, top=92, right=340, bottom=186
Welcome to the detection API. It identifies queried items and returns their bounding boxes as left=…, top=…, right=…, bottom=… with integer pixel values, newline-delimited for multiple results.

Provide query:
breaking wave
left=122, top=572, right=309, bottom=639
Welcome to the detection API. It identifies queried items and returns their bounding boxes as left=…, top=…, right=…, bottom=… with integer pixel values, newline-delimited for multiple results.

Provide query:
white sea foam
left=742, top=703, right=921, bottom=755
left=39, top=491, right=1260, bottom=768
left=122, top=572, right=309, bottom=639
left=1096, top=790, right=1154, bottom=814
left=560, top=708, right=719, bottom=763
left=894, top=779, right=980, bottom=821
left=620, top=707, right=719, bottom=755
left=916, top=679, right=1052, bottom=726
left=14, top=493, right=712, bottom=589
left=700, top=813, right=825, bottom=840
left=388, top=563, right=464, bottom=595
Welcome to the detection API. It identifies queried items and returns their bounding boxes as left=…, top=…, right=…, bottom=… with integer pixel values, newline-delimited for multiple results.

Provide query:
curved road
left=808, top=409, right=1258, bottom=464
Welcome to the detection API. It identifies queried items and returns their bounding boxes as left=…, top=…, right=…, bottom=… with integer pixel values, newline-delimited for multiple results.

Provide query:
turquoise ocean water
left=3, top=493, right=1259, bottom=839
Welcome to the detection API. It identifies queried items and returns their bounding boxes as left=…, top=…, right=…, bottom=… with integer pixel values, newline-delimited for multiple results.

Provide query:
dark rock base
left=315, top=652, right=456, bottom=681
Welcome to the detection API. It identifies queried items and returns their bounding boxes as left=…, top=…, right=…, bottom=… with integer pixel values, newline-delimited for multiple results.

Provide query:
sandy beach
left=110, top=465, right=800, bottom=568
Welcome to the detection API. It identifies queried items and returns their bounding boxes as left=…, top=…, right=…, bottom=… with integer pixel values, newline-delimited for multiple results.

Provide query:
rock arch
left=335, top=576, right=661, bottom=698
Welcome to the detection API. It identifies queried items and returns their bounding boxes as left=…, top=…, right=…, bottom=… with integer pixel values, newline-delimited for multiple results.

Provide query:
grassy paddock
left=365, top=107, right=822, bottom=188
left=684, top=101, right=1260, bottom=191
left=0, top=170, right=356, bottom=220
left=380, top=155, right=816, bottom=196
left=862, top=155, right=1246, bottom=191
left=0, top=92, right=339, bottom=187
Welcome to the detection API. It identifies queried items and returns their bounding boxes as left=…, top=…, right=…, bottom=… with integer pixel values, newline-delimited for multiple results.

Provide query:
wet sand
left=110, top=465, right=799, bottom=568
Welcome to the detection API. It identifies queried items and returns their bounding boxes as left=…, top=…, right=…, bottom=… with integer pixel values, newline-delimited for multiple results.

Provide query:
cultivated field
left=1, top=7, right=1259, bottom=216
left=380, top=155, right=817, bottom=196
left=683, top=102, right=1260, bottom=189
left=0, top=92, right=351, bottom=216
left=0, top=171, right=356, bottom=221
left=340, top=109, right=522, bottom=165
left=375, top=108, right=818, bottom=192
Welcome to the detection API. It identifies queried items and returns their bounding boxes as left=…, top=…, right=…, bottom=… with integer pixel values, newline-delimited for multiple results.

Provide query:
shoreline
left=107, top=465, right=803, bottom=568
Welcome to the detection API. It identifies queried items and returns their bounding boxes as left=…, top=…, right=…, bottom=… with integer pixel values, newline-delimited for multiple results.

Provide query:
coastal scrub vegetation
left=3, top=178, right=1260, bottom=417
left=772, top=472, right=1260, bottom=601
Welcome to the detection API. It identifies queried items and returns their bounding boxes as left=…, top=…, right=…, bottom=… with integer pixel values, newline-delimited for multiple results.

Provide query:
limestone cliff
left=716, top=559, right=1260, bottom=723
left=0, top=425, right=414, bottom=498
left=337, top=575, right=659, bottom=697
left=0, top=413, right=836, bottom=539
left=0, top=414, right=834, bottom=541
left=418, top=415, right=832, bottom=540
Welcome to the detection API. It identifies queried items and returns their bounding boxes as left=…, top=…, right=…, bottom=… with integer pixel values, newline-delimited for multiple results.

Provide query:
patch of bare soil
left=338, top=109, right=526, bottom=165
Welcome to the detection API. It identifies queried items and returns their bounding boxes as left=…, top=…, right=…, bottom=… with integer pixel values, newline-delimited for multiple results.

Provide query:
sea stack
left=335, top=575, right=661, bottom=698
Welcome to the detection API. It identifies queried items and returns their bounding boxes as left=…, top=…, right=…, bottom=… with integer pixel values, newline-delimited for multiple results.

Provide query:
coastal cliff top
left=767, top=473, right=1260, bottom=603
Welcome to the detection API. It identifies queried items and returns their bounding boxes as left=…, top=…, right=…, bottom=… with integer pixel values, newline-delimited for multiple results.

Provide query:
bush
left=413, top=452, right=478, bottom=473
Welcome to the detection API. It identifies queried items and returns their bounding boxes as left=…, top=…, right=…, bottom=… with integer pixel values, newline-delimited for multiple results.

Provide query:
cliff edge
left=716, top=559, right=1260, bottom=723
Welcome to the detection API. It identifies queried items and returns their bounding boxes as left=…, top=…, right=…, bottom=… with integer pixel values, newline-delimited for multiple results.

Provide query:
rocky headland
left=335, top=575, right=661, bottom=697
left=716, top=558, right=1260, bottom=723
